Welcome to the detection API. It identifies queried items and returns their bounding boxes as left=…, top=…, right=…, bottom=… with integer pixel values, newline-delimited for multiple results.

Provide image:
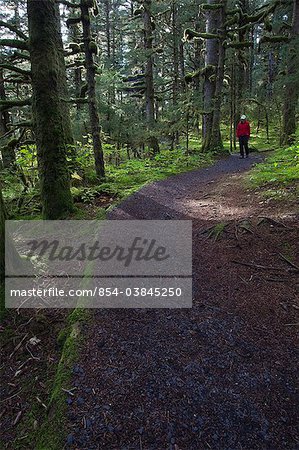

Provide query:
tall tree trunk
left=27, top=0, right=74, bottom=219
left=143, top=0, right=159, bottom=154
left=172, top=0, right=179, bottom=105
left=194, top=2, right=202, bottom=93
left=80, top=0, right=105, bottom=178
left=0, top=186, right=5, bottom=283
left=105, top=0, right=114, bottom=136
left=0, top=69, right=16, bottom=168
left=202, top=0, right=226, bottom=152
left=282, top=0, right=299, bottom=145
left=234, top=0, right=250, bottom=126
left=69, top=21, right=83, bottom=112
left=172, top=0, right=179, bottom=146
left=210, top=2, right=226, bottom=149
left=105, top=0, right=111, bottom=60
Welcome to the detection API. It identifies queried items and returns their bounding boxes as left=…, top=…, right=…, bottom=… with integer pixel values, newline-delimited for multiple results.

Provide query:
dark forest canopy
left=0, top=0, right=298, bottom=218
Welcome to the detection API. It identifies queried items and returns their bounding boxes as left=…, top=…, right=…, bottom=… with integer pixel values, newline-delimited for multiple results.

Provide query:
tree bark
left=80, top=0, right=105, bottom=178
left=27, top=0, right=74, bottom=219
left=234, top=0, right=250, bottom=128
left=202, top=0, right=226, bottom=152
left=143, top=0, right=159, bottom=155
left=69, top=21, right=84, bottom=112
left=105, top=0, right=115, bottom=137
left=0, top=69, right=16, bottom=168
left=0, top=186, right=6, bottom=282
left=172, top=0, right=180, bottom=146
left=282, top=0, right=299, bottom=145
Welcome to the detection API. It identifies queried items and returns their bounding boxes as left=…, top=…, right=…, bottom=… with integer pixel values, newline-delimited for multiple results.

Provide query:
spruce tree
left=27, top=0, right=74, bottom=219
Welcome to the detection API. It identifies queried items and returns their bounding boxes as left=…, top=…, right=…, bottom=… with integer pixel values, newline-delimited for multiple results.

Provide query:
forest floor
left=1, top=152, right=298, bottom=450
left=64, top=153, right=299, bottom=450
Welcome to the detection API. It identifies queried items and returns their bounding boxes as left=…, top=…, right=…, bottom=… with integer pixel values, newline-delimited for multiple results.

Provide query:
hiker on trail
left=236, top=115, right=250, bottom=159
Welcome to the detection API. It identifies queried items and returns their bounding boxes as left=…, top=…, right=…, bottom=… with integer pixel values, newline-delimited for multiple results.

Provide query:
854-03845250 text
left=9, top=286, right=184, bottom=298
left=5, top=220, right=192, bottom=308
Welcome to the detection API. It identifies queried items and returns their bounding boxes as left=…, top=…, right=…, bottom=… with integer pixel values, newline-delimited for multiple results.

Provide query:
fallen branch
left=0, top=390, right=22, bottom=403
left=13, top=411, right=22, bottom=426
left=257, top=216, right=290, bottom=228
left=231, top=260, right=284, bottom=271
left=9, top=333, right=28, bottom=359
left=279, top=253, right=299, bottom=272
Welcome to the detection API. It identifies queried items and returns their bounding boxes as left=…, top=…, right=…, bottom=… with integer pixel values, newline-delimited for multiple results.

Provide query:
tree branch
left=56, top=0, right=81, bottom=7
left=0, top=39, right=29, bottom=51
left=0, top=98, right=31, bottom=111
left=224, top=41, right=253, bottom=48
left=7, top=121, right=33, bottom=128
left=259, top=35, right=291, bottom=45
left=3, top=78, right=31, bottom=84
left=10, top=51, right=30, bottom=61
left=61, top=97, right=89, bottom=104
left=0, top=64, right=31, bottom=77
left=184, top=28, right=219, bottom=41
left=0, top=21, right=28, bottom=41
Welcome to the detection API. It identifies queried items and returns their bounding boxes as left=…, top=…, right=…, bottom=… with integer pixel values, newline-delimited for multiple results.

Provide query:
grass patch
left=247, top=144, right=299, bottom=200
left=96, top=148, right=215, bottom=200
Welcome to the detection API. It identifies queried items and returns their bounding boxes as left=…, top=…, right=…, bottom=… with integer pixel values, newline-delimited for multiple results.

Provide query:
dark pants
left=239, top=135, right=249, bottom=157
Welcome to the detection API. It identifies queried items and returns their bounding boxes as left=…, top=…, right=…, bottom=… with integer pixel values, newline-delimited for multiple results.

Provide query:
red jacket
left=236, top=121, right=250, bottom=138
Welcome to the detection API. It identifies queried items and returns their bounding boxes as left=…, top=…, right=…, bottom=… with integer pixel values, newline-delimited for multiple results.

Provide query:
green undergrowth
left=2, top=145, right=217, bottom=219
left=71, top=147, right=216, bottom=206
left=97, top=148, right=216, bottom=199
left=247, top=143, right=299, bottom=200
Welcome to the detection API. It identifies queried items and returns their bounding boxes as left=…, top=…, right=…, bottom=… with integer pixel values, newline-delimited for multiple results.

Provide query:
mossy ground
left=247, top=143, right=299, bottom=200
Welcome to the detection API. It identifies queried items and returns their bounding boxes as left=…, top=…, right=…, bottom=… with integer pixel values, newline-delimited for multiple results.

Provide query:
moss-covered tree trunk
left=172, top=0, right=180, bottom=146
left=143, top=0, right=160, bottom=155
left=80, top=0, right=105, bottom=178
left=0, top=186, right=6, bottom=283
left=234, top=0, right=250, bottom=126
left=282, top=0, right=299, bottom=145
left=202, top=0, right=225, bottom=152
left=0, top=186, right=5, bottom=316
left=27, top=0, right=74, bottom=219
left=0, top=69, right=16, bottom=168
left=210, top=1, right=226, bottom=150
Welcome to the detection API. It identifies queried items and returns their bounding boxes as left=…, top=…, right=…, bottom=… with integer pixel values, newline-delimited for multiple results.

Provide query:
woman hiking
left=236, top=115, right=250, bottom=158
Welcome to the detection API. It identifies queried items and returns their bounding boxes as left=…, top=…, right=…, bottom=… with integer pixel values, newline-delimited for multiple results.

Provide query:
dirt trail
left=66, top=154, right=298, bottom=450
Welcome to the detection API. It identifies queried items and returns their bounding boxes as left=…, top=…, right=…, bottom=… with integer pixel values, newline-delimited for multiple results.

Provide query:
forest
left=0, top=0, right=298, bottom=449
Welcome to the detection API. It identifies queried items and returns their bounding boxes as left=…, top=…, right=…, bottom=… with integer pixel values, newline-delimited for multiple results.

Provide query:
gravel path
left=66, top=154, right=298, bottom=450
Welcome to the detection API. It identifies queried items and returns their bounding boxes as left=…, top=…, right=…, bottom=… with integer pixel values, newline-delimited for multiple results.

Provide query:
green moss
left=247, top=144, right=299, bottom=200
left=88, top=41, right=98, bottom=55
left=36, top=308, right=90, bottom=450
left=201, top=3, right=223, bottom=10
